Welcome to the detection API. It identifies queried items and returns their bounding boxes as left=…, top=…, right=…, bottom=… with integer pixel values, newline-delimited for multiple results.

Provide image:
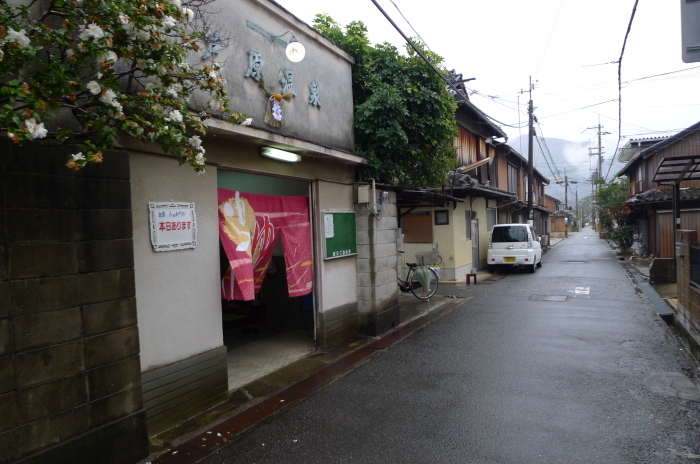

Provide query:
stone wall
left=674, top=230, right=700, bottom=362
left=355, top=191, right=400, bottom=336
left=0, top=140, right=148, bottom=464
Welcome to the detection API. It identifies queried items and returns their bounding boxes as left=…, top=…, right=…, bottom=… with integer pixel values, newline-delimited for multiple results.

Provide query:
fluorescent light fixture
left=261, top=147, right=301, bottom=163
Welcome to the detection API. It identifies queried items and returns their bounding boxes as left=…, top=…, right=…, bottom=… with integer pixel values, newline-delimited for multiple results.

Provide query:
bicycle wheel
left=409, top=267, right=439, bottom=300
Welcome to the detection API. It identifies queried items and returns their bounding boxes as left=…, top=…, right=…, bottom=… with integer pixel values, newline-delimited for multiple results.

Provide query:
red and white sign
left=149, top=202, right=197, bottom=251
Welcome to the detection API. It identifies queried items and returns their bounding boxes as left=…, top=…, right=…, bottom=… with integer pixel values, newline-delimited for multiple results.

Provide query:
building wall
left=400, top=200, right=493, bottom=281
left=0, top=140, right=148, bottom=464
left=130, top=152, right=224, bottom=372
left=355, top=191, right=400, bottom=336
left=208, top=0, right=355, bottom=152
left=129, top=152, right=229, bottom=435
left=674, top=230, right=700, bottom=362
left=316, top=181, right=360, bottom=348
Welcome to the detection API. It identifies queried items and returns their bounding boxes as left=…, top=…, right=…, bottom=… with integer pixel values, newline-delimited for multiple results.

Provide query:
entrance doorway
left=217, top=171, right=315, bottom=391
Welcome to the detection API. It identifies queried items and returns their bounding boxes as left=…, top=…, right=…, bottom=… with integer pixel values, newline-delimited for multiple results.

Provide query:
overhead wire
left=609, top=0, right=640, bottom=181
left=370, top=0, right=523, bottom=130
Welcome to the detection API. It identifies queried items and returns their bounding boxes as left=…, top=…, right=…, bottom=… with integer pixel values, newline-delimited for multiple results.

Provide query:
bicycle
left=633, top=233, right=650, bottom=259
left=397, top=251, right=439, bottom=300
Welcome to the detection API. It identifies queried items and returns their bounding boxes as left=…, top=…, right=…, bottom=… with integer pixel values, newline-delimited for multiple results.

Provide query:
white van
left=487, top=223, right=542, bottom=273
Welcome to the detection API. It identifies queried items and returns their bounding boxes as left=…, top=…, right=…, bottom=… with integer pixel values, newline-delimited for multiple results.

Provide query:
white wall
left=315, top=181, right=357, bottom=312
left=130, top=152, right=224, bottom=371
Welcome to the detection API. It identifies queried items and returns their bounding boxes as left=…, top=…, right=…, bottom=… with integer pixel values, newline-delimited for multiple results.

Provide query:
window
left=402, top=213, right=433, bottom=243
left=487, top=208, right=496, bottom=232
left=434, top=210, right=449, bottom=225
left=524, top=175, right=528, bottom=201
left=465, top=211, right=472, bottom=240
left=507, top=163, right=518, bottom=194
left=491, top=225, right=529, bottom=243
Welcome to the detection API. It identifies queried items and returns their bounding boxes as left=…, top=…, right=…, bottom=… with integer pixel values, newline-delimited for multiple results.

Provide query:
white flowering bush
left=0, top=0, right=248, bottom=172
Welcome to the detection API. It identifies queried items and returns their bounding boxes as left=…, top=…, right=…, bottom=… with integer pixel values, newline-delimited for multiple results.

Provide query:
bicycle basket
left=415, top=250, right=440, bottom=265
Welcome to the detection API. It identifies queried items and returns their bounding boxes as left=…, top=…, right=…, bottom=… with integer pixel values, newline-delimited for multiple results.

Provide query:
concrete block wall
left=355, top=191, right=400, bottom=336
left=0, top=140, right=148, bottom=464
left=675, top=230, right=700, bottom=362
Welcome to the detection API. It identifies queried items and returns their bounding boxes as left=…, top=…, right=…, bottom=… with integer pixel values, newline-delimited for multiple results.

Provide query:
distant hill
left=506, top=134, right=626, bottom=201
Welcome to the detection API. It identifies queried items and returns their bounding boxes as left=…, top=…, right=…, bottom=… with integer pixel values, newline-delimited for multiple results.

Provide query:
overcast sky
left=274, top=0, right=699, bottom=199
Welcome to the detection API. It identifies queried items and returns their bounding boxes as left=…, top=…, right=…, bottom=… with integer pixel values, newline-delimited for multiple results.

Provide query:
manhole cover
left=529, top=295, right=568, bottom=302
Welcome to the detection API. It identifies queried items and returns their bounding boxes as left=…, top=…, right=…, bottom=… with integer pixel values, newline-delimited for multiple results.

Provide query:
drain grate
left=529, top=295, right=568, bottom=302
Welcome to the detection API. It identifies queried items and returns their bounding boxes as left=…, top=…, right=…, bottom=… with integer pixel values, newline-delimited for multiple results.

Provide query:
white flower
left=194, top=152, right=204, bottom=161
left=167, top=110, right=183, bottom=123
left=99, top=89, right=121, bottom=110
left=7, top=132, right=14, bottom=138
left=71, top=152, right=86, bottom=161
left=79, top=23, right=105, bottom=41
left=136, top=29, right=151, bottom=41
left=208, top=99, right=224, bottom=111
left=157, top=64, right=168, bottom=76
left=96, top=72, right=103, bottom=80
left=24, top=118, right=48, bottom=139
left=188, top=135, right=202, bottom=147
left=98, top=50, right=118, bottom=62
left=182, top=8, right=194, bottom=23
left=241, top=118, right=252, bottom=126
left=65, top=49, right=74, bottom=58
left=162, top=16, right=177, bottom=30
left=7, top=28, right=30, bottom=48
left=166, top=83, right=182, bottom=97
left=87, top=81, right=101, bottom=95
left=136, top=58, right=154, bottom=70
left=166, top=0, right=181, bottom=7
left=0, top=49, right=3, bottom=62
left=118, top=14, right=130, bottom=25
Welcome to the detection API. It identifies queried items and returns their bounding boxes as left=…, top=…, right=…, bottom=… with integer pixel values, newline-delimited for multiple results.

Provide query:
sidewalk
left=145, top=293, right=466, bottom=464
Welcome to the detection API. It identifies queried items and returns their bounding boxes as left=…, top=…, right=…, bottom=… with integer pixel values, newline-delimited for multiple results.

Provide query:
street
left=202, top=227, right=700, bottom=463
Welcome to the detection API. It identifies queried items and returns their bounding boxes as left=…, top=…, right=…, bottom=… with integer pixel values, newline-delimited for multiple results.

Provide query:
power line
left=610, top=0, right=640, bottom=181
left=370, top=0, right=522, bottom=130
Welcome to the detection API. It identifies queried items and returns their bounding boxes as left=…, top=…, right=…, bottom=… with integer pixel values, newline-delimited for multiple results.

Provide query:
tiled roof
left=626, top=187, right=700, bottom=204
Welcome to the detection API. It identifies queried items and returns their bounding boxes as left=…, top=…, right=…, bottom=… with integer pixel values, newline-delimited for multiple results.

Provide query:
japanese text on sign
left=149, top=202, right=197, bottom=252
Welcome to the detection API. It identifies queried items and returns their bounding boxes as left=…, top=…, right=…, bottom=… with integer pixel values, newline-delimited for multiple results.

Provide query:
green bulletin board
left=324, top=212, right=357, bottom=259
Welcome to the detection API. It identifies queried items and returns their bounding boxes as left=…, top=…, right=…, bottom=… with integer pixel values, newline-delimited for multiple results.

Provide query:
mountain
left=505, top=134, right=626, bottom=202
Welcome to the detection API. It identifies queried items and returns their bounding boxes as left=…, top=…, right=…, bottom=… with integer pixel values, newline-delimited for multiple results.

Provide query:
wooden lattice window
left=403, top=213, right=433, bottom=243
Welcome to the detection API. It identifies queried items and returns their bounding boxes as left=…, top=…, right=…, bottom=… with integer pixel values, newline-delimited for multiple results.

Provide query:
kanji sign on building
left=149, top=202, right=197, bottom=251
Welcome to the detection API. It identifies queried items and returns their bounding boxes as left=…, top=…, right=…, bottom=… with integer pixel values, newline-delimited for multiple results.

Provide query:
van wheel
left=536, top=256, right=542, bottom=268
left=528, top=263, right=536, bottom=273
left=488, top=265, right=495, bottom=273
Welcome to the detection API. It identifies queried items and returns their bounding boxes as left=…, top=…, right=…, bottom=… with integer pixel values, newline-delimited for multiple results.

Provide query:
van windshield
left=491, top=226, right=528, bottom=243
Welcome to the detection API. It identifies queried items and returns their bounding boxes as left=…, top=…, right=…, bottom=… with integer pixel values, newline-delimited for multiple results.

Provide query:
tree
left=1, top=0, right=248, bottom=172
left=594, top=179, right=635, bottom=247
left=313, top=15, right=457, bottom=187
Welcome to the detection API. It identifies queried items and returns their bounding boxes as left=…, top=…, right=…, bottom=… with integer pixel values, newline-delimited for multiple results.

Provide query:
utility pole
left=556, top=171, right=578, bottom=238
left=526, top=76, right=534, bottom=225
left=585, top=121, right=610, bottom=232
left=564, top=174, right=568, bottom=238
left=575, top=188, right=579, bottom=230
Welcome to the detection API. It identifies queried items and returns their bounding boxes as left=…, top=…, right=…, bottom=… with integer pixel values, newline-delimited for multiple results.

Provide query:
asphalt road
left=203, top=226, right=700, bottom=464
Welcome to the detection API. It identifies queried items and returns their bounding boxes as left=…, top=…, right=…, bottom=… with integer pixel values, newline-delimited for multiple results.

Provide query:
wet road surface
left=201, top=227, right=700, bottom=463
